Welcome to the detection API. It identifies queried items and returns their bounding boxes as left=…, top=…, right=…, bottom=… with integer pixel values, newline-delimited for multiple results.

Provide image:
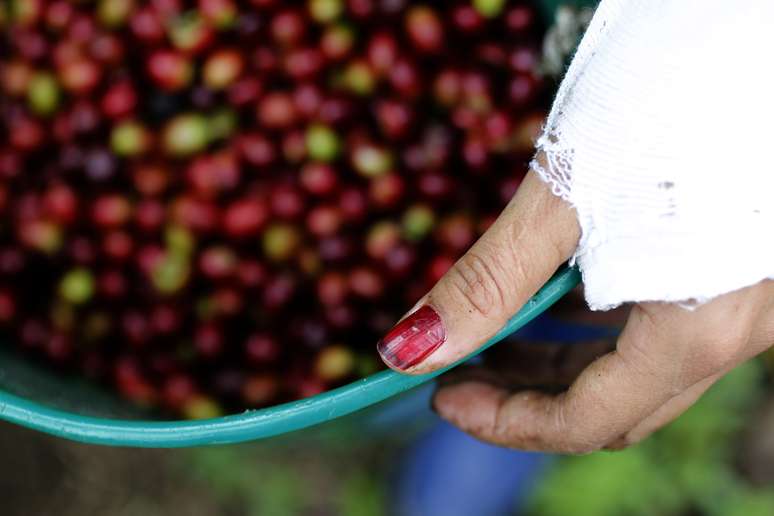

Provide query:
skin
left=381, top=169, right=774, bottom=454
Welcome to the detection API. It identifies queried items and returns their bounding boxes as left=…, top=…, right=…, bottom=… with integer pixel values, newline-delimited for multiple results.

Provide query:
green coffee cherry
left=163, top=113, right=210, bottom=156
left=59, top=268, right=96, bottom=304
left=402, top=204, right=436, bottom=241
left=27, top=71, right=60, bottom=116
left=306, top=123, right=340, bottom=162
left=111, top=121, right=149, bottom=156
left=473, top=0, right=507, bottom=18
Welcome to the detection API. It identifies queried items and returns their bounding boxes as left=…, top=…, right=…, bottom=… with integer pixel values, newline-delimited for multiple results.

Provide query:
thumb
left=376, top=170, right=580, bottom=374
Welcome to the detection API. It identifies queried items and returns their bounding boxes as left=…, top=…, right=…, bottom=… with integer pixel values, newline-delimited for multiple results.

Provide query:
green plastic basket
left=0, top=267, right=579, bottom=447
left=0, top=0, right=594, bottom=447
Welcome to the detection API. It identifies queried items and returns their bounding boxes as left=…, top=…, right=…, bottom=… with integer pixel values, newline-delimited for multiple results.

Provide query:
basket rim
left=0, top=266, right=579, bottom=447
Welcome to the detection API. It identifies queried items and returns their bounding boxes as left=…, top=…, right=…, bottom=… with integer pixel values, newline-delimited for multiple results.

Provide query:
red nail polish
left=377, top=305, right=446, bottom=370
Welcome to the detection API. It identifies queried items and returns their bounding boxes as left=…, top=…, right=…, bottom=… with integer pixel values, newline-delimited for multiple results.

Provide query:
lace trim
left=529, top=132, right=584, bottom=272
left=529, top=131, right=574, bottom=201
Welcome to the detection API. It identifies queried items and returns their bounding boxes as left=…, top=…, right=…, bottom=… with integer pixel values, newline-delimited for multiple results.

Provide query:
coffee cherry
left=270, top=184, right=305, bottom=220
left=227, top=77, right=263, bottom=106
left=27, top=71, right=60, bottom=117
left=405, top=6, right=444, bottom=53
left=374, top=99, right=412, bottom=140
left=162, top=113, right=210, bottom=156
left=300, top=162, right=338, bottom=196
left=452, top=5, right=484, bottom=32
left=90, top=33, right=125, bottom=64
left=84, top=147, right=118, bottom=182
left=473, top=0, right=507, bottom=18
left=309, top=0, right=344, bottom=24
left=369, top=173, right=405, bottom=208
left=258, top=92, right=297, bottom=129
left=198, top=0, right=237, bottom=29
left=97, top=0, right=134, bottom=28
left=342, top=59, right=376, bottom=96
left=262, top=223, right=301, bottom=262
left=202, top=48, right=243, bottom=90
left=237, top=260, right=266, bottom=289
left=305, top=123, right=340, bottom=162
left=271, top=10, right=305, bottom=46
left=162, top=373, right=198, bottom=409
left=245, top=333, right=280, bottom=365
left=293, top=82, right=324, bottom=119
left=436, top=212, right=476, bottom=252
left=320, top=23, right=355, bottom=60
left=129, top=6, right=164, bottom=41
left=402, top=203, right=435, bottom=241
left=99, top=269, right=128, bottom=298
left=59, top=268, right=96, bottom=304
left=316, top=272, right=349, bottom=306
left=349, top=266, right=383, bottom=299
left=282, top=129, right=308, bottom=163
left=338, top=187, right=368, bottom=221
left=1, top=60, right=33, bottom=96
left=18, top=219, right=63, bottom=254
left=505, top=5, right=536, bottom=33
left=239, top=132, right=276, bottom=167
left=43, top=184, right=78, bottom=225
left=182, top=395, right=223, bottom=419
left=92, top=194, right=132, bottom=228
left=262, top=274, right=297, bottom=310
left=170, top=195, right=220, bottom=233
left=223, top=197, right=269, bottom=237
left=194, top=323, right=224, bottom=358
left=167, top=11, right=214, bottom=54
left=147, top=50, right=193, bottom=91
left=306, top=204, right=342, bottom=237
left=0, top=290, right=17, bottom=324
left=242, top=374, right=279, bottom=406
left=284, top=47, right=325, bottom=80
left=367, top=32, right=398, bottom=75
left=199, top=245, right=237, bottom=279
left=365, top=221, right=400, bottom=259
left=384, top=243, right=416, bottom=277
left=318, top=234, right=354, bottom=263
left=111, top=120, right=151, bottom=157
left=389, top=58, right=420, bottom=97
left=44, top=1, right=74, bottom=31
left=101, top=81, right=138, bottom=119
left=315, top=345, right=354, bottom=381
left=351, top=142, right=392, bottom=177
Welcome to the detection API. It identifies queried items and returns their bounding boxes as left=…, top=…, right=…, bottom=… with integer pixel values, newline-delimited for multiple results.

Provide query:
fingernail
left=377, top=305, right=446, bottom=371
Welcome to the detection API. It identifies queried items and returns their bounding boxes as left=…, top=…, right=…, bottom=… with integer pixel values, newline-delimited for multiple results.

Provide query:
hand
left=376, top=170, right=774, bottom=453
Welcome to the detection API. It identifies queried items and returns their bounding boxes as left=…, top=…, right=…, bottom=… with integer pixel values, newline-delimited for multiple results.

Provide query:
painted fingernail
left=377, top=305, right=446, bottom=371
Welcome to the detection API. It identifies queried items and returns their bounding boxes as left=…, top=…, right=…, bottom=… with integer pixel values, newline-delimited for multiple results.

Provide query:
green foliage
left=528, top=360, right=774, bottom=516
left=181, top=423, right=395, bottom=516
left=338, top=472, right=386, bottom=516
left=185, top=445, right=306, bottom=516
left=529, top=448, right=683, bottom=516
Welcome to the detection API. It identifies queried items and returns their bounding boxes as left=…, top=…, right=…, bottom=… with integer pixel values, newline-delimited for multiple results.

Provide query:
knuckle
left=509, top=420, right=544, bottom=449
left=550, top=396, right=605, bottom=454
left=688, top=314, right=753, bottom=376
left=446, top=251, right=507, bottom=319
left=696, top=328, right=749, bottom=372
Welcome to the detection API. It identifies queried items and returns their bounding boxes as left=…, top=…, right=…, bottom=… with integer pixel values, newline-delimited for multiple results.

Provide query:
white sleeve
left=532, top=0, right=774, bottom=310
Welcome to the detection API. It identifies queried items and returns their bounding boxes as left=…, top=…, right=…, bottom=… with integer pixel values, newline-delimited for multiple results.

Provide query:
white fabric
left=531, top=0, right=774, bottom=310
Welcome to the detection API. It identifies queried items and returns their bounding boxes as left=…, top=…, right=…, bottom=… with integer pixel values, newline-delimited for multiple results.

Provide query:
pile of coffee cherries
left=0, top=0, right=551, bottom=418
